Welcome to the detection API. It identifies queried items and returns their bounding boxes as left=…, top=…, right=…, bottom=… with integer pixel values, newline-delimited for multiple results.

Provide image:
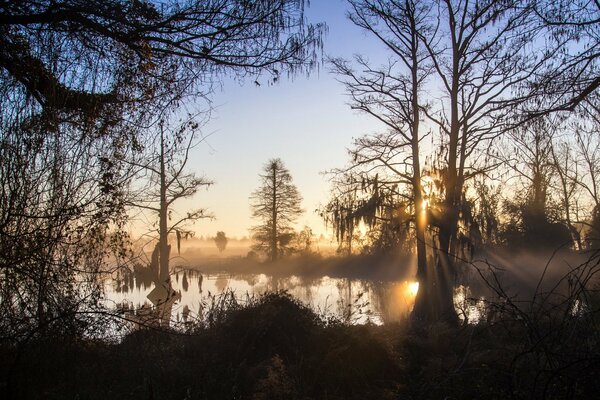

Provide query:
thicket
left=1, top=288, right=598, bottom=399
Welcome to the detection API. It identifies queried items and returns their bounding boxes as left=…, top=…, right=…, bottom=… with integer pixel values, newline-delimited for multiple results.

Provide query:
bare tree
left=0, top=118, right=131, bottom=342
left=128, top=116, right=212, bottom=285
left=527, top=0, right=600, bottom=114
left=0, top=0, right=326, bottom=121
left=551, top=137, right=583, bottom=249
left=250, top=158, right=303, bottom=261
left=412, top=0, right=541, bottom=322
left=330, top=0, right=542, bottom=323
left=329, top=0, right=434, bottom=315
left=498, top=118, right=575, bottom=248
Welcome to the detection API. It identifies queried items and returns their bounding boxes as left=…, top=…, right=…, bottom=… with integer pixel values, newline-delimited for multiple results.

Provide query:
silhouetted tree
left=0, top=0, right=326, bottom=122
left=329, top=0, right=430, bottom=265
left=0, top=122, right=127, bottom=341
left=127, top=116, right=212, bottom=287
left=551, top=140, right=582, bottom=249
left=250, top=159, right=303, bottom=261
left=502, top=119, right=556, bottom=245
left=564, top=97, right=600, bottom=248
left=330, top=0, right=540, bottom=324
left=214, top=231, right=228, bottom=253
left=527, top=0, right=600, bottom=115
left=321, top=172, right=412, bottom=255
left=291, top=226, right=315, bottom=255
left=414, top=0, right=545, bottom=323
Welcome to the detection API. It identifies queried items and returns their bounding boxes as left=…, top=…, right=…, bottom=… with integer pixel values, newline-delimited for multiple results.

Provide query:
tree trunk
left=409, top=34, right=431, bottom=321
left=159, top=126, right=170, bottom=284
left=271, top=165, right=278, bottom=262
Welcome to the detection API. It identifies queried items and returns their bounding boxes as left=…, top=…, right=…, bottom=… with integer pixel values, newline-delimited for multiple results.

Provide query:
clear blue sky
left=179, top=0, right=389, bottom=239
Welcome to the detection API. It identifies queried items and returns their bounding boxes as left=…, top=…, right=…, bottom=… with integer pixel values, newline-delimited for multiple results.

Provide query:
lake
left=106, top=268, right=486, bottom=327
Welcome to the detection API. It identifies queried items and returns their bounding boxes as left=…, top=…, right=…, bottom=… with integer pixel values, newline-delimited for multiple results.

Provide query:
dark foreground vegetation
left=1, top=291, right=598, bottom=400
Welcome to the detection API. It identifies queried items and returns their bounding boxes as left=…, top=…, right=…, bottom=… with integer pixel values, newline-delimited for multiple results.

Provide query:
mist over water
left=107, top=269, right=423, bottom=326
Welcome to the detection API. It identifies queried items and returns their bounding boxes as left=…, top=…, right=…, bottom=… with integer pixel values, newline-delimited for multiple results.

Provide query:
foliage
left=0, top=0, right=326, bottom=119
left=322, top=172, right=413, bottom=254
left=0, top=115, right=131, bottom=343
left=3, top=279, right=599, bottom=399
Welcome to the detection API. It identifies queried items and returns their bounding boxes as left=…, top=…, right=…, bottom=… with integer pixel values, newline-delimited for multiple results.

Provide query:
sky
left=172, top=0, right=390, bottom=239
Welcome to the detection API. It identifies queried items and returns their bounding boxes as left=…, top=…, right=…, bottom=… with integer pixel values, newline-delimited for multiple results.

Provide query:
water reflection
left=109, top=270, right=476, bottom=327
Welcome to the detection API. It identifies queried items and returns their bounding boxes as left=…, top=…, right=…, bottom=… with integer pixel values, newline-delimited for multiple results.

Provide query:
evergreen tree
left=250, top=159, right=303, bottom=261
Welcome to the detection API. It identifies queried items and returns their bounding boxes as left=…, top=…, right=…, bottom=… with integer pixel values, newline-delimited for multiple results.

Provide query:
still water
left=106, top=269, right=484, bottom=327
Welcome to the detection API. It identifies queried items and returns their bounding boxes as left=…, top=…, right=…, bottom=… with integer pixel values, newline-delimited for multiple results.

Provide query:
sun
left=407, top=281, right=419, bottom=297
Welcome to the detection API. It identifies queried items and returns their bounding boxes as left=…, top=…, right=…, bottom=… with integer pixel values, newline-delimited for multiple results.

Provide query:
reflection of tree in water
left=181, top=305, right=190, bottom=323
left=182, top=271, right=189, bottom=292
left=267, top=276, right=282, bottom=292
left=366, top=281, right=390, bottom=322
left=301, top=280, right=314, bottom=305
left=146, top=283, right=181, bottom=328
left=336, top=278, right=353, bottom=323
left=240, top=273, right=261, bottom=287
left=214, top=274, right=230, bottom=292
left=109, top=272, right=429, bottom=326
left=335, top=279, right=384, bottom=324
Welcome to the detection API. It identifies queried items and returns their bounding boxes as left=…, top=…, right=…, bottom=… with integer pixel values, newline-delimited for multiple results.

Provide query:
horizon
left=150, top=0, right=389, bottom=240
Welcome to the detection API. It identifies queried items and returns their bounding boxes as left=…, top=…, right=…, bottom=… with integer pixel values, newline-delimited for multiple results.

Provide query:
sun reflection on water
left=407, top=281, right=419, bottom=297
left=108, top=272, right=483, bottom=328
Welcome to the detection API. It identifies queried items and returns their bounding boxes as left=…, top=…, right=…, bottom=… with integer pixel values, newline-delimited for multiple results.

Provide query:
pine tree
left=250, top=159, right=303, bottom=261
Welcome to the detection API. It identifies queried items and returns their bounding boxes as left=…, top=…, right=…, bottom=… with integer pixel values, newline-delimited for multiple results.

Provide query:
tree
left=331, top=0, right=544, bottom=324
left=329, top=0, right=431, bottom=307
left=128, top=116, right=212, bottom=286
left=557, top=97, right=600, bottom=248
left=527, top=0, right=600, bottom=115
left=291, top=225, right=315, bottom=255
left=214, top=231, right=228, bottom=253
left=124, top=115, right=213, bottom=327
left=250, top=158, right=303, bottom=261
left=0, top=1, right=326, bottom=121
left=0, top=0, right=325, bottom=340
left=0, top=118, right=128, bottom=342
left=498, top=118, right=573, bottom=248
